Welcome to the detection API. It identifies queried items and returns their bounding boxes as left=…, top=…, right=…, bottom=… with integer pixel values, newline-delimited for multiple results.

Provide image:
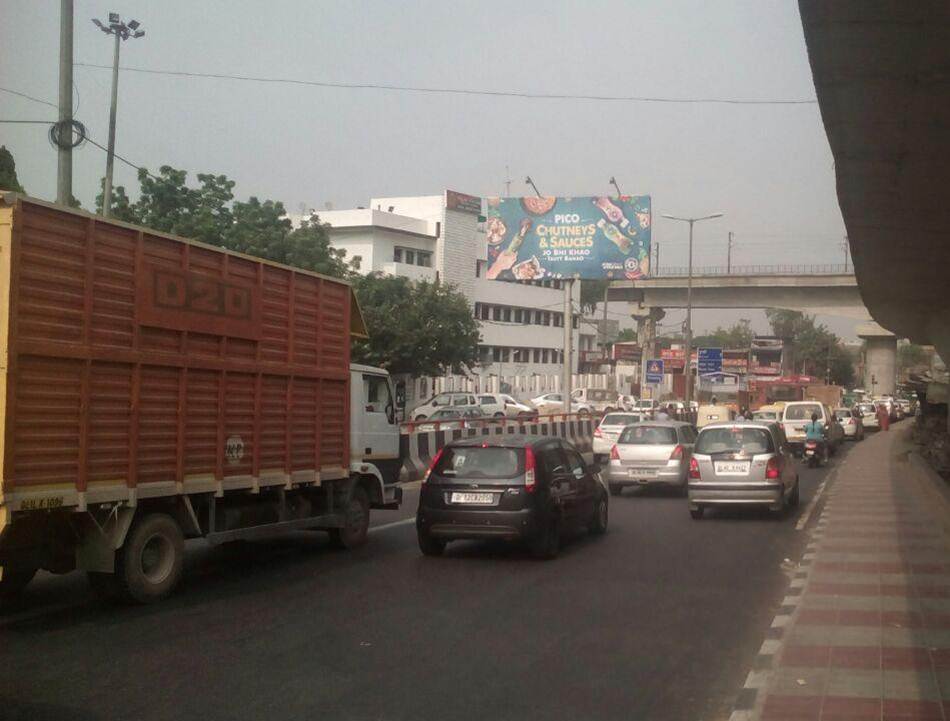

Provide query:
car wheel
left=689, top=507, right=704, bottom=520
left=530, top=516, right=560, bottom=560
left=116, top=513, right=185, bottom=604
left=578, top=408, right=590, bottom=417
left=609, top=483, right=623, bottom=496
left=493, top=412, right=505, bottom=419
left=789, top=477, right=801, bottom=507
left=589, top=494, right=608, bottom=535
left=329, top=486, right=370, bottom=550
left=417, top=530, right=446, bottom=557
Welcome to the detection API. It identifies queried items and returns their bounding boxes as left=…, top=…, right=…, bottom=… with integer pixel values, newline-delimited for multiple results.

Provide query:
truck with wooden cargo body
left=0, top=195, right=403, bottom=602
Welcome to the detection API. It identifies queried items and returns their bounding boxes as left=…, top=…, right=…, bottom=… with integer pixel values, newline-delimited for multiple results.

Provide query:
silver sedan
left=603, top=421, right=696, bottom=496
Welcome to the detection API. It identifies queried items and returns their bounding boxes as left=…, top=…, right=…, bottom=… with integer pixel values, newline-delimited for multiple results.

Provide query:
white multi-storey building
left=320, top=191, right=581, bottom=389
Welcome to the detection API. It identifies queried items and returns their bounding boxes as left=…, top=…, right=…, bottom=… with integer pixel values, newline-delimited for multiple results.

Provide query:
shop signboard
left=645, top=359, right=664, bottom=385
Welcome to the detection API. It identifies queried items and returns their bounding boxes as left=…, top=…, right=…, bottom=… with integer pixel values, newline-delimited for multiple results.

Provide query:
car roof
left=623, top=420, right=692, bottom=427
left=700, top=420, right=779, bottom=432
left=449, top=434, right=573, bottom=450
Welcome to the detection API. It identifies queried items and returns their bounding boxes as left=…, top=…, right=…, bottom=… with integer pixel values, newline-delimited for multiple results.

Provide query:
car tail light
left=423, top=448, right=444, bottom=485
left=610, top=444, right=620, bottom=461
left=593, top=426, right=603, bottom=438
left=524, top=446, right=536, bottom=493
left=688, top=457, right=701, bottom=480
left=669, top=444, right=684, bottom=460
left=848, top=418, right=855, bottom=426
left=766, top=456, right=782, bottom=480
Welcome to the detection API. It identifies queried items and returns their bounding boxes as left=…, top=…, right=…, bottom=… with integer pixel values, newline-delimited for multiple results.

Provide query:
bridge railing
left=653, top=263, right=852, bottom=277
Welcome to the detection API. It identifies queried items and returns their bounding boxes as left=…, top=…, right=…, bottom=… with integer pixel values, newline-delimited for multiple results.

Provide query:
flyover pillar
left=857, top=322, right=897, bottom=397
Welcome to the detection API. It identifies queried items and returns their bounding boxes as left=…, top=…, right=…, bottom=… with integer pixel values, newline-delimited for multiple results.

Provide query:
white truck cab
left=350, top=364, right=403, bottom=508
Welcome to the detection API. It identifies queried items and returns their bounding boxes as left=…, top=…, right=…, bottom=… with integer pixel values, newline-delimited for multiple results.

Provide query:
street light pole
left=92, top=13, right=145, bottom=219
left=660, top=212, right=723, bottom=408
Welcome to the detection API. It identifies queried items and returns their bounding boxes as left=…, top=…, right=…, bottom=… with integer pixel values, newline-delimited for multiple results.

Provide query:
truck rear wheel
left=329, top=486, right=370, bottom=549
left=115, top=513, right=185, bottom=604
left=0, top=566, right=37, bottom=600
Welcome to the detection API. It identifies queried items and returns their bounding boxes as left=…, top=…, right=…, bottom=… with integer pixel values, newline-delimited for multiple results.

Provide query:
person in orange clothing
left=877, top=403, right=890, bottom=431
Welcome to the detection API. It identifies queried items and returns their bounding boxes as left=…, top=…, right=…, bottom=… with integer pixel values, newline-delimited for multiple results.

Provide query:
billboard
left=485, top=195, right=651, bottom=281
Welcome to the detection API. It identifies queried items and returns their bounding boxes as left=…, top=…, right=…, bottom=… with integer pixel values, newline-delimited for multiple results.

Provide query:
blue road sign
left=645, top=359, right=664, bottom=385
left=697, top=347, right=723, bottom=375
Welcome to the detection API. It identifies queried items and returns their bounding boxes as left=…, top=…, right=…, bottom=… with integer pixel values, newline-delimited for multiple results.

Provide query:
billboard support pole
left=563, top=280, right=573, bottom=415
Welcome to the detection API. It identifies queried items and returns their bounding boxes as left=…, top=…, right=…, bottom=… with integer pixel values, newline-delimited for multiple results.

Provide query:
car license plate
left=715, top=461, right=750, bottom=475
left=629, top=468, right=653, bottom=478
left=450, top=492, right=494, bottom=504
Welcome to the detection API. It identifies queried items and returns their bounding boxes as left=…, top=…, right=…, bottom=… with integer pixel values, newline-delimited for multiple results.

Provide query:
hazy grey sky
left=1, top=0, right=856, bottom=337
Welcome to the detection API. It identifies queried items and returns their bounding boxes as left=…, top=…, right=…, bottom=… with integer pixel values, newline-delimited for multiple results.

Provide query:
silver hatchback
left=604, top=421, right=696, bottom=496
left=688, top=421, right=799, bottom=519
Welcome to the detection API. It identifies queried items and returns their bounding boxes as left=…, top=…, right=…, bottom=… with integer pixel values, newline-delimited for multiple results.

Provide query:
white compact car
left=475, top=393, right=535, bottom=419
left=530, top=393, right=592, bottom=416
left=410, top=392, right=478, bottom=420
left=592, top=411, right=646, bottom=463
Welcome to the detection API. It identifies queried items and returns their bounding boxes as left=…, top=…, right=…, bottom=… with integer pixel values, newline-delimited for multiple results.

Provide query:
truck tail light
left=593, top=426, right=603, bottom=438
left=669, top=444, right=684, bottom=460
left=688, top=457, right=701, bottom=480
left=766, top=456, right=782, bottom=480
left=423, top=448, right=444, bottom=485
left=524, top=446, right=536, bottom=493
left=610, top=444, right=620, bottom=461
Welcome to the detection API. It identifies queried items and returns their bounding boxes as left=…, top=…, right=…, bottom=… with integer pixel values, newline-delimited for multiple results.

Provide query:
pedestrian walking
left=877, top=403, right=890, bottom=431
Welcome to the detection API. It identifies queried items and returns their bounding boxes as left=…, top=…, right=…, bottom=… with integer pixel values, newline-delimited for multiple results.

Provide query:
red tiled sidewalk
left=737, top=425, right=950, bottom=721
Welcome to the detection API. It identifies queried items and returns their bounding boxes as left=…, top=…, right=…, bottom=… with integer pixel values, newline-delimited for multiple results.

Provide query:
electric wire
left=75, top=62, right=818, bottom=106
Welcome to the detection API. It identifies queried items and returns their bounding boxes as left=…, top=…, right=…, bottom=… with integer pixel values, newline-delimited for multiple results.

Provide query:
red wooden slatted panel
left=184, top=369, right=219, bottom=476
left=137, top=366, right=180, bottom=484
left=224, top=372, right=255, bottom=476
left=88, top=362, right=133, bottom=482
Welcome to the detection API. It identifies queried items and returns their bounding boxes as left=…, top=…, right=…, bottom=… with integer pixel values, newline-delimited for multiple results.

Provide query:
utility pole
left=727, top=231, right=734, bottom=273
left=504, top=165, right=511, bottom=196
left=842, top=236, right=849, bottom=272
left=601, top=284, right=608, bottom=357
left=654, top=242, right=660, bottom=275
left=92, top=13, right=145, bottom=218
left=56, top=0, right=74, bottom=205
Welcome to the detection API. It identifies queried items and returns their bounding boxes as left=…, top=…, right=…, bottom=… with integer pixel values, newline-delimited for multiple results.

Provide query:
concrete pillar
left=856, top=322, right=897, bottom=396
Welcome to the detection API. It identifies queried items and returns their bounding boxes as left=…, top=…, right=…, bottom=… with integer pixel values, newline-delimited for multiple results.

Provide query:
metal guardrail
left=653, top=263, right=853, bottom=277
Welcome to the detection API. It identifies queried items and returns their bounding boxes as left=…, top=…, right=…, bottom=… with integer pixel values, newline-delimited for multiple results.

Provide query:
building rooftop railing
left=652, top=263, right=853, bottom=277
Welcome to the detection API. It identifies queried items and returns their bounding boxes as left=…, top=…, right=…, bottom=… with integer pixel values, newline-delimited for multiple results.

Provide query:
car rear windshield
left=858, top=404, right=875, bottom=413
left=432, top=446, right=524, bottom=480
left=601, top=414, right=639, bottom=426
left=696, top=427, right=775, bottom=455
left=753, top=412, right=777, bottom=420
left=835, top=410, right=852, bottom=419
left=588, top=389, right=612, bottom=401
left=618, top=425, right=677, bottom=445
left=784, top=403, right=822, bottom=421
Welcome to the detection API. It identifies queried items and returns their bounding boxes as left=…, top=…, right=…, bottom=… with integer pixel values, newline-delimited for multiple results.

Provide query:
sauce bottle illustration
left=508, top=218, right=532, bottom=254
left=593, top=197, right=629, bottom=228
left=597, top=219, right=632, bottom=254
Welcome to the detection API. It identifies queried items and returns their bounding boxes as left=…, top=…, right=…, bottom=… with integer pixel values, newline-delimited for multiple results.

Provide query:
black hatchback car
left=416, top=436, right=609, bottom=559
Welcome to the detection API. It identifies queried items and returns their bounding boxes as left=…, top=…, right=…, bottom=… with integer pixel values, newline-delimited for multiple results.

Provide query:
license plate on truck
left=715, top=461, right=750, bottom=475
left=451, top=492, right=494, bottom=504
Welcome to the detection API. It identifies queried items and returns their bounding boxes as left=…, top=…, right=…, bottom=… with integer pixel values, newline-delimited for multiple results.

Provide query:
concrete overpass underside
left=799, top=1, right=950, bottom=364
left=607, top=274, right=870, bottom=320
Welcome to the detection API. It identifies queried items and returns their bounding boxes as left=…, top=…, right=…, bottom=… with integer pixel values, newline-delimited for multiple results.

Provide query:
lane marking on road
left=796, top=474, right=830, bottom=531
left=368, top=517, right=415, bottom=534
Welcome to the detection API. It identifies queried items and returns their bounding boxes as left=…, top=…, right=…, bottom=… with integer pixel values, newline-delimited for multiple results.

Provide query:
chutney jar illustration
left=596, top=218, right=632, bottom=254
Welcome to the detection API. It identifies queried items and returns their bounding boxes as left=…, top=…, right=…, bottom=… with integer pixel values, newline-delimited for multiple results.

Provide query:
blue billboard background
left=485, top=195, right=651, bottom=281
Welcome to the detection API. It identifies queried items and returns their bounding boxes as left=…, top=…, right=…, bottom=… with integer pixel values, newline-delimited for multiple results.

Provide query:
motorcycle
left=803, top=439, right=827, bottom=468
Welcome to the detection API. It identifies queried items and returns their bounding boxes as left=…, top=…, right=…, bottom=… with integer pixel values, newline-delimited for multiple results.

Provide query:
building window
left=492, top=306, right=501, bottom=321
left=404, top=249, right=415, bottom=265
left=393, top=248, right=403, bottom=263
left=542, top=349, right=550, bottom=363
left=492, top=347, right=501, bottom=362
left=514, top=309, right=523, bottom=323
left=572, top=316, right=579, bottom=329
left=542, top=311, right=551, bottom=326
left=475, top=261, right=481, bottom=278
left=502, top=307, right=511, bottom=322
left=417, top=251, right=432, bottom=267
left=553, top=280, right=561, bottom=290
left=533, top=348, right=541, bottom=363
left=501, top=348, right=510, bottom=363
left=558, top=350, right=564, bottom=364
left=480, top=304, right=490, bottom=320
left=554, top=313, right=563, bottom=328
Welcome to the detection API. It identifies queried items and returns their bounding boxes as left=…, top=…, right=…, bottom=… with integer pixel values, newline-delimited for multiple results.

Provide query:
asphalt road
left=0, top=443, right=854, bottom=721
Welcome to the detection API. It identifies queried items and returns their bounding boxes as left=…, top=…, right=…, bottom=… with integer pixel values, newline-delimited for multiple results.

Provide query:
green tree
left=352, top=274, right=480, bottom=376
left=693, top=319, right=755, bottom=349
left=614, top=328, right=637, bottom=343
left=765, top=309, right=855, bottom=386
left=580, top=279, right=610, bottom=313
left=898, top=343, right=928, bottom=372
left=0, top=146, right=25, bottom=193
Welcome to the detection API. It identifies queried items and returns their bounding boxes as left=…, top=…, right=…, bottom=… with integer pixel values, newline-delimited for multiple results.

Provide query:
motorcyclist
left=804, top=412, right=827, bottom=462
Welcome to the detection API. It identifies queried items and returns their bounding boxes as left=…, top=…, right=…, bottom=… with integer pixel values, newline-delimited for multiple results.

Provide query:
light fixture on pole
left=524, top=176, right=542, bottom=198
left=92, top=12, right=145, bottom=219
left=659, top=212, right=724, bottom=409
left=608, top=176, right=623, bottom=198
